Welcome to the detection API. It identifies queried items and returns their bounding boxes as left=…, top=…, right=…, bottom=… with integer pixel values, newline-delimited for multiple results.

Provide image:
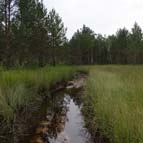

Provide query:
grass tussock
left=84, top=66, right=143, bottom=143
left=0, top=66, right=80, bottom=123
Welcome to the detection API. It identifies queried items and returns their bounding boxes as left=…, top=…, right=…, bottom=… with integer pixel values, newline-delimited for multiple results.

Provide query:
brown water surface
left=29, top=91, right=91, bottom=143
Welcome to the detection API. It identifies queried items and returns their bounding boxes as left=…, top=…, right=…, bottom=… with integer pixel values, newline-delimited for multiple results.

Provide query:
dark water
left=28, top=91, right=92, bottom=143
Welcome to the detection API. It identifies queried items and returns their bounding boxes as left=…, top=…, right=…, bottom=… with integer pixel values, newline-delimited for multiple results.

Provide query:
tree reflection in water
left=31, top=94, right=71, bottom=143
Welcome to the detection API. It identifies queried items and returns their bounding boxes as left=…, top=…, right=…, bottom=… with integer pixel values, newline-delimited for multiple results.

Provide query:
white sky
left=43, top=0, right=143, bottom=39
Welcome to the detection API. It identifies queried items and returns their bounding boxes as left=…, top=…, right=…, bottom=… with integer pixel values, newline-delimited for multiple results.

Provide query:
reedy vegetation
left=0, top=66, right=78, bottom=123
left=83, top=66, right=143, bottom=143
left=0, top=64, right=143, bottom=143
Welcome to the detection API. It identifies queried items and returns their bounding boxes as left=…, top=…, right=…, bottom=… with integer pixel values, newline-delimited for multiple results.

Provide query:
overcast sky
left=43, top=0, right=143, bottom=39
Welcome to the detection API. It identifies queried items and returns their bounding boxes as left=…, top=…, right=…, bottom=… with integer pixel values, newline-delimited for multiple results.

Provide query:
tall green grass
left=0, top=66, right=79, bottom=123
left=84, top=66, right=143, bottom=143
left=0, top=66, right=78, bottom=87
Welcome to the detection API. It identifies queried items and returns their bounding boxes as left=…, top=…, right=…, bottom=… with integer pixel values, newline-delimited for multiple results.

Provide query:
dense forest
left=0, top=0, right=143, bottom=67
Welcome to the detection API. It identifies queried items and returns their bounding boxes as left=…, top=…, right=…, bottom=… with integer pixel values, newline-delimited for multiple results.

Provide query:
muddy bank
left=50, top=72, right=87, bottom=93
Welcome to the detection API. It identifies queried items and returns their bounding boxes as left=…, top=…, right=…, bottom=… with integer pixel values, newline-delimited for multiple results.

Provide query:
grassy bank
left=0, top=66, right=80, bottom=123
left=83, top=66, right=143, bottom=143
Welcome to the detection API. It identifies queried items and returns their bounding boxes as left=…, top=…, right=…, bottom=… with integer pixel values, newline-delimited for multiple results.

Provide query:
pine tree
left=129, top=22, right=142, bottom=64
left=47, top=9, right=67, bottom=66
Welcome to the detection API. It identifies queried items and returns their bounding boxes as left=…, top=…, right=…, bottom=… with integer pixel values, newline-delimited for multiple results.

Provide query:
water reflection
left=30, top=92, right=90, bottom=143
left=0, top=74, right=90, bottom=143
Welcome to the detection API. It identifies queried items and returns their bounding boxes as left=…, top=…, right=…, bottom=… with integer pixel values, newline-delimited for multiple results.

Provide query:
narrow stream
left=0, top=74, right=92, bottom=143
left=29, top=90, right=92, bottom=143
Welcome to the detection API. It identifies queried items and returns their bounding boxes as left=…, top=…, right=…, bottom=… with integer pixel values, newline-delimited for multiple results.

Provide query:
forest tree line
left=0, top=0, right=143, bottom=67
left=70, top=24, right=143, bottom=65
